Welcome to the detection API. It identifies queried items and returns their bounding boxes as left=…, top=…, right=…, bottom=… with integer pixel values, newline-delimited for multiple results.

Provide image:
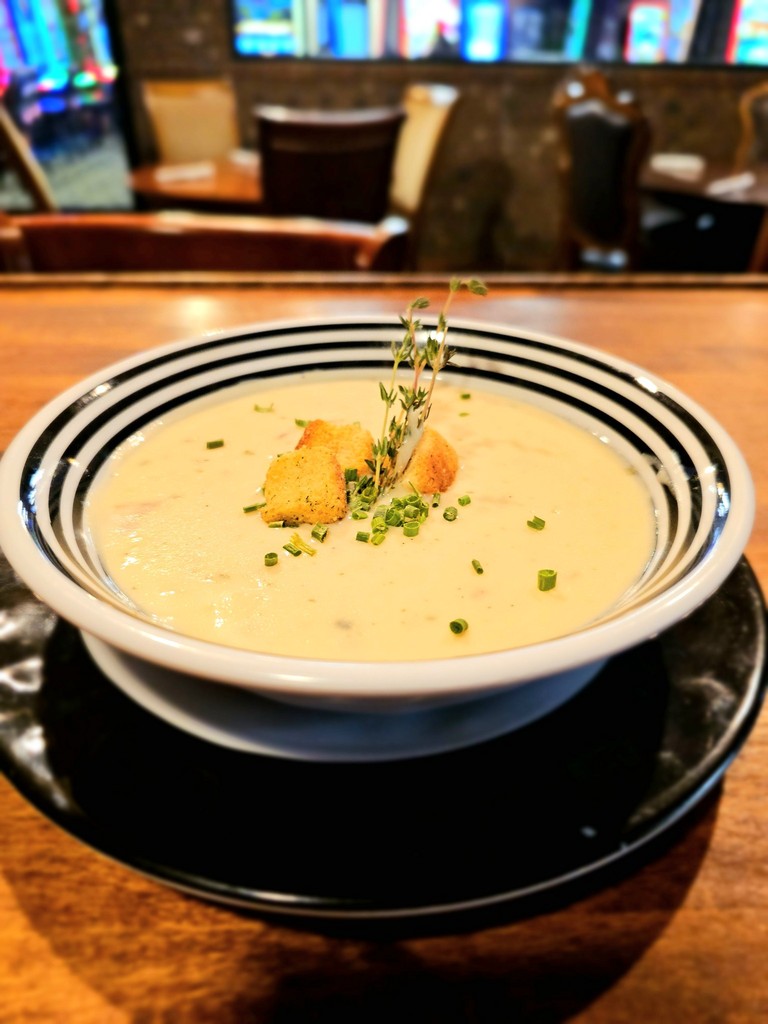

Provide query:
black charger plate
left=0, top=551, right=765, bottom=923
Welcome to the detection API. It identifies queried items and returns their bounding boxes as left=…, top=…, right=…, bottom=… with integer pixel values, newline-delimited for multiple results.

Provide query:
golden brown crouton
left=261, top=448, right=347, bottom=524
left=296, top=419, right=374, bottom=477
left=403, top=428, right=459, bottom=493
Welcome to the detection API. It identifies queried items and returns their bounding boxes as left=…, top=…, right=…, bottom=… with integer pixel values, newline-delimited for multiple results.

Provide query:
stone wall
left=113, top=0, right=767, bottom=271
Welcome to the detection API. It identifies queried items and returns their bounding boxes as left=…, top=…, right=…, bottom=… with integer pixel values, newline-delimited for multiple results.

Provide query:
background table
left=1, top=274, right=767, bottom=1022
left=641, top=158, right=768, bottom=272
left=129, top=152, right=263, bottom=214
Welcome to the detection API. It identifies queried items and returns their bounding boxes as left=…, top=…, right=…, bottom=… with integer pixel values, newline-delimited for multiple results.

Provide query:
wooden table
left=1, top=273, right=767, bottom=1022
left=129, top=152, right=263, bottom=214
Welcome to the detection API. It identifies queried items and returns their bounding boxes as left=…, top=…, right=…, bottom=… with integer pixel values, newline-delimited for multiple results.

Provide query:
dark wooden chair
left=552, top=68, right=651, bottom=271
left=253, top=104, right=406, bottom=223
left=0, top=210, right=410, bottom=272
left=0, top=101, right=58, bottom=212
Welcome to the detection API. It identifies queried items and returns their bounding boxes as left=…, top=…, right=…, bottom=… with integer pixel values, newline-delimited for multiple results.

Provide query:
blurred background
left=2, top=0, right=768, bottom=272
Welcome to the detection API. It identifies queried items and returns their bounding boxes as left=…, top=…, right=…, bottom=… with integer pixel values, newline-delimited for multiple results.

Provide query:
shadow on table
left=3, top=786, right=719, bottom=1022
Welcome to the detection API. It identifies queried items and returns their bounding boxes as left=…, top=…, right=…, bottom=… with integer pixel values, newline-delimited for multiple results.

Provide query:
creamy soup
left=86, top=375, right=656, bottom=661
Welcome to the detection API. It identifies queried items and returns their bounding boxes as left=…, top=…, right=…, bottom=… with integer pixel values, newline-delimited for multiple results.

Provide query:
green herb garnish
left=283, top=542, right=302, bottom=557
left=254, top=403, right=274, bottom=413
left=458, top=495, right=471, bottom=506
left=311, top=523, right=328, bottom=543
left=369, top=278, right=487, bottom=498
left=471, top=559, right=484, bottom=575
left=449, top=618, right=469, bottom=635
left=264, top=552, right=278, bottom=566
left=290, top=533, right=317, bottom=556
left=295, top=418, right=309, bottom=427
left=528, top=516, right=546, bottom=530
left=206, top=439, right=224, bottom=449
left=243, top=502, right=266, bottom=514
left=538, top=569, right=557, bottom=591
left=443, top=506, right=458, bottom=522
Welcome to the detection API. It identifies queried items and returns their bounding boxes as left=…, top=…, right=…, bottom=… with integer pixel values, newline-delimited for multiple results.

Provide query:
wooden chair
left=734, top=81, right=768, bottom=171
left=0, top=210, right=410, bottom=273
left=0, top=101, right=57, bottom=212
left=253, top=104, right=405, bottom=223
left=388, top=83, right=460, bottom=267
left=141, top=79, right=240, bottom=163
left=552, top=68, right=651, bottom=271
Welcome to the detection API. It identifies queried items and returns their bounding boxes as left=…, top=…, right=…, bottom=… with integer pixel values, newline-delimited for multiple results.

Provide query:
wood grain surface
left=1, top=276, right=767, bottom=1023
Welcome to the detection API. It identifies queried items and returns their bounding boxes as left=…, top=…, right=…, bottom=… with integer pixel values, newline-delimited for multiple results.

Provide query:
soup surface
left=86, top=374, right=656, bottom=661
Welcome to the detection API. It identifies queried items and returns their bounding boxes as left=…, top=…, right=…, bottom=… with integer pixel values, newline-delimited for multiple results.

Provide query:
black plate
left=0, top=551, right=765, bottom=924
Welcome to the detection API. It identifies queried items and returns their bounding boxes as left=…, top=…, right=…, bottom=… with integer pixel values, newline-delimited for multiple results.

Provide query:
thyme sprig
left=368, top=277, right=487, bottom=497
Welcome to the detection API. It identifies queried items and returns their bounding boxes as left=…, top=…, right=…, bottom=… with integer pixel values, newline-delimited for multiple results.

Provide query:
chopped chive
left=371, top=531, right=387, bottom=546
left=351, top=509, right=369, bottom=520
left=528, top=515, right=546, bottom=531
left=295, top=418, right=309, bottom=428
left=344, top=467, right=359, bottom=482
left=268, top=520, right=285, bottom=529
left=253, top=403, right=274, bottom=413
left=291, top=533, right=317, bottom=556
left=283, top=542, right=302, bottom=557
left=538, top=569, right=557, bottom=591
left=460, top=392, right=471, bottom=400
left=206, top=439, right=224, bottom=449
left=243, top=502, right=266, bottom=514
left=449, top=618, right=469, bottom=635
left=459, top=412, right=470, bottom=417
left=443, top=506, right=458, bottom=522
left=471, top=559, right=484, bottom=575
left=264, top=552, right=278, bottom=567
left=403, top=521, right=420, bottom=537
left=311, top=523, right=328, bottom=543
left=458, top=495, right=471, bottom=507
left=431, top=492, right=441, bottom=508
left=356, top=531, right=370, bottom=543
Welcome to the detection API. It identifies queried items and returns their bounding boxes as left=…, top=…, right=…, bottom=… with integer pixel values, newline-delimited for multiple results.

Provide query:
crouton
left=261, top=448, right=347, bottom=524
left=403, top=428, right=459, bottom=494
left=296, top=419, right=374, bottom=477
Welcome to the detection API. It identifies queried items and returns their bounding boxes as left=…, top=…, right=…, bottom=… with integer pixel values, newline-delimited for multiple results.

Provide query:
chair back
left=141, top=79, right=239, bottom=163
left=734, top=81, right=768, bottom=171
left=0, top=101, right=57, bottom=211
left=254, top=104, right=405, bottom=222
left=0, top=211, right=410, bottom=273
left=552, top=68, right=651, bottom=270
left=389, top=83, right=459, bottom=217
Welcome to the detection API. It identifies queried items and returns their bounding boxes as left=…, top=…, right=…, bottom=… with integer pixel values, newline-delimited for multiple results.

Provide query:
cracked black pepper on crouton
left=261, top=447, right=347, bottom=524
